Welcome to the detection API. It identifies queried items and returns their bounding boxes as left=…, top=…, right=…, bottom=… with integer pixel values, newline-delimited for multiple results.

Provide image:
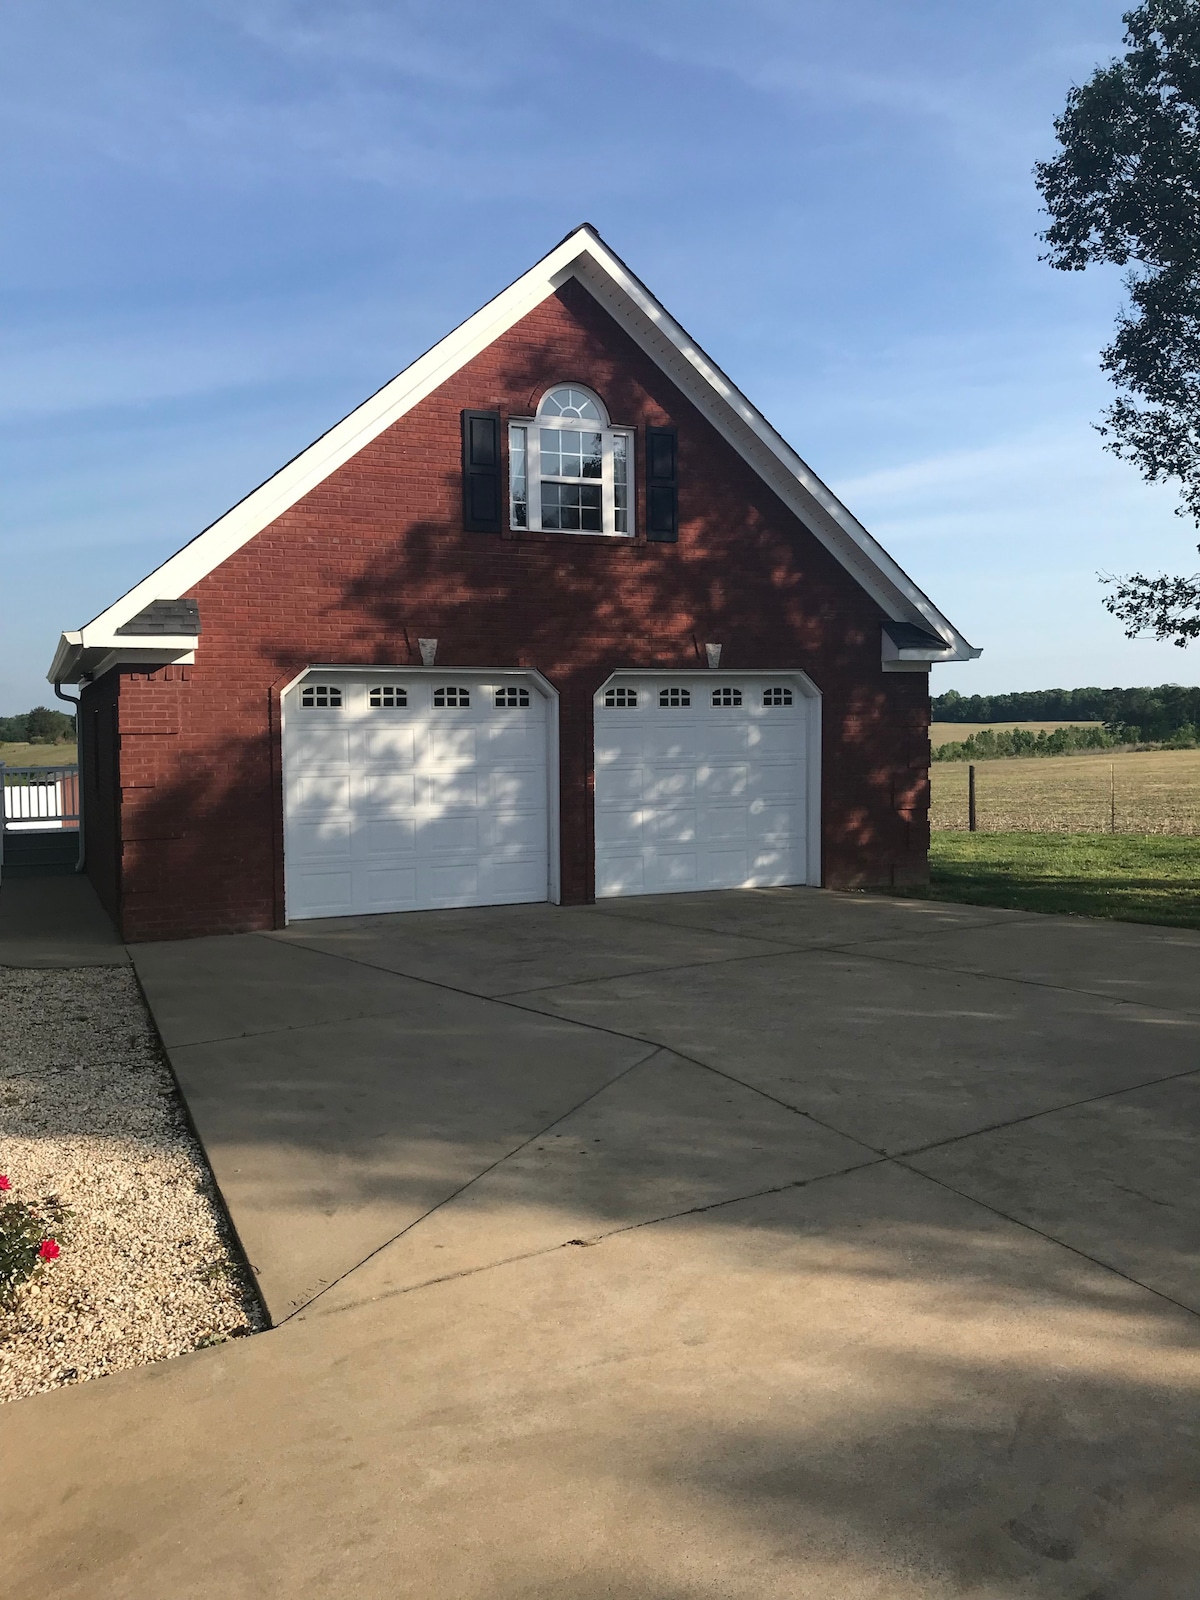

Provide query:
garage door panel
left=696, top=764, right=749, bottom=798
left=289, top=775, right=352, bottom=814
left=362, top=818, right=417, bottom=855
left=363, top=727, right=416, bottom=764
left=487, top=768, right=544, bottom=806
left=428, top=728, right=476, bottom=764
left=486, top=812, right=547, bottom=850
left=702, top=725, right=750, bottom=757
left=747, top=723, right=799, bottom=757
left=421, top=815, right=480, bottom=854
left=646, top=807, right=696, bottom=843
left=361, top=867, right=418, bottom=910
left=699, top=806, right=749, bottom=842
left=597, top=856, right=646, bottom=896
left=595, top=675, right=812, bottom=899
left=425, top=772, right=480, bottom=808
left=290, top=820, right=353, bottom=858
left=485, top=719, right=540, bottom=753
left=285, top=675, right=551, bottom=920
left=488, top=860, right=548, bottom=899
left=424, top=863, right=481, bottom=905
left=594, top=764, right=644, bottom=799
left=360, top=773, right=417, bottom=810
left=754, top=804, right=801, bottom=838
left=595, top=807, right=643, bottom=846
left=649, top=732, right=700, bottom=761
left=295, top=869, right=355, bottom=917
left=649, top=852, right=700, bottom=890
left=290, top=728, right=351, bottom=765
left=646, top=767, right=695, bottom=801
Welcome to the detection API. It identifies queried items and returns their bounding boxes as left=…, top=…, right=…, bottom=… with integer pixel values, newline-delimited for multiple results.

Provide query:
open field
left=916, top=832, right=1200, bottom=929
left=0, top=742, right=77, bottom=768
left=930, top=719, right=1102, bottom=748
left=931, top=747, right=1199, bottom=834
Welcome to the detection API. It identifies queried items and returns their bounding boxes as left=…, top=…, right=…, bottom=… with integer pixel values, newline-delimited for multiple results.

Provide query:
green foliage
left=1035, top=0, right=1200, bottom=644
left=932, top=725, right=1123, bottom=762
left=0, top=1187, right=69, bottom=1312
left=0, top=707, right=76, bottom=745
left=932, top=683, right=1200, bottom=740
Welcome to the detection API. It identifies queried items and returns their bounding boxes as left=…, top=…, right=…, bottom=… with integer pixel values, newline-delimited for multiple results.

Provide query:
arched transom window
left=509, top=386, right=633, bottom=536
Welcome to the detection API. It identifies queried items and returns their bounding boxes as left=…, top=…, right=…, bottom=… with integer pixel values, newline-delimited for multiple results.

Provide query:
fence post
left=968, top=763, right=977, bottom=833
left=1110, top=762, right=1116, bottom=834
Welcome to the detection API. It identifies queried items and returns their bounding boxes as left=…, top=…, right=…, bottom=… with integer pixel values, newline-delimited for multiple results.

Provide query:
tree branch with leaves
left=1035, top=0, right=1200, bottom=645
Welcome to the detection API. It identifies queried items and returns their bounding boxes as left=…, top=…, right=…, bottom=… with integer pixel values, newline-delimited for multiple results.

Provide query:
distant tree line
left=933, top=685, right=1200, bottom=742
left=0, top=706, right=77, bottom=745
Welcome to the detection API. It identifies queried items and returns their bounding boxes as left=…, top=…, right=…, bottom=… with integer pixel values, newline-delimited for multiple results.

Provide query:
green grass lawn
left=0, top=741, right=77, bottom=768
left=915, top=833, right=1200, bottom=930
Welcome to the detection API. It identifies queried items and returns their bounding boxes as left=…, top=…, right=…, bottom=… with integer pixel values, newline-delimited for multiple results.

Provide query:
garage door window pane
left=495, top=687, right=531, bottom=707
left=658, top=688, right=691, bottom=707
left=712, top=687, right=742, bottom=706
left=369, top=686, right=408, bottom=708
left=763, top=687, right=793, bottom=706
left=603, top=687, right=638, bottom=708
left=300, top=684, right=342, bottom=708
left=433, top=686, right=471, bottom=708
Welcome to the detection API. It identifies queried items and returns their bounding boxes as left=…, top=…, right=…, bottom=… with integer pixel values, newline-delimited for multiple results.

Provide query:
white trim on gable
left=49, top=224, right=979, bottom=683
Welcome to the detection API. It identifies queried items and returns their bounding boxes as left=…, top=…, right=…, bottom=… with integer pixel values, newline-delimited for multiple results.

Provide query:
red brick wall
left=104, top=279, right=931, bottom=941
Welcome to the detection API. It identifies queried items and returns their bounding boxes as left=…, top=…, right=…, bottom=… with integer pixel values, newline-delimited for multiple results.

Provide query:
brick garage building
left=50, top=226, right=979, bottom=943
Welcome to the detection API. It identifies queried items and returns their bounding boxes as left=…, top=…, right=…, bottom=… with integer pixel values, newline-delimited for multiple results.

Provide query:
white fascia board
left=61, top=223, right=979, bottom=667
left=48, top=632, right=196, bottom=685
left=49, top=633, right=83, bottom=684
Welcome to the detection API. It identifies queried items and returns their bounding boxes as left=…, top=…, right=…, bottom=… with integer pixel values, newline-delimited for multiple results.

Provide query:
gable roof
left=49, top=224, right=979, bottom=683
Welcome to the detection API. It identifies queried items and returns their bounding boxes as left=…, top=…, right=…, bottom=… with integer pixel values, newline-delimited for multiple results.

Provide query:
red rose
left=0, top=1176, right=10, bottom=1191
left=39, top=1239, right=60, bottom=1262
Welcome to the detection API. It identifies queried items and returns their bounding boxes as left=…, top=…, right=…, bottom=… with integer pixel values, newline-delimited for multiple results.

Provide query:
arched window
left=509, top=385, right=633, bottom=536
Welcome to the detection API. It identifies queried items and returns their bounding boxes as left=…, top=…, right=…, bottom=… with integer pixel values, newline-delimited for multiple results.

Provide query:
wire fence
left=931, top=751, right=1200, bottom=836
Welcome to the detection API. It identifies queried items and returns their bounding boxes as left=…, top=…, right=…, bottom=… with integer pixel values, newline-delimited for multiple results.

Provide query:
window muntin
left=603, top=687, right=638, bottom=708
left=433, top=686, right=470, bottom=708
left=763, top=686, right=794, bottom=706
left=613, top=433, right=628, bottom=533
left=495, top=686, right=530, bottom=708
left=712, top=687, right=743, bottom=707
left=542, top=481, right=602, bottom=531
left=540, top=428, right=601, bottom=480
left=541, top=386, right=603, bottom=421
left=510, top=386, right=634, bottom=537
left=509, top=425, right=528, bottom=528
left=300, top=684, right=342, bottom=709
left=658, top=687, right=691, bottom=708
left=369, top=685, right=408, bottom=708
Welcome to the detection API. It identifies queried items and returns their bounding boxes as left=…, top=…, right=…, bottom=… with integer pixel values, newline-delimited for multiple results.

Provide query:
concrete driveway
left=5, top=886, right=1200, bottom=1597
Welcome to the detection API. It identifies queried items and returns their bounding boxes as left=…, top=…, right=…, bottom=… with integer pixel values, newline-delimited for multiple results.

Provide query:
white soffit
left=55, top=223, right=978, bottom=672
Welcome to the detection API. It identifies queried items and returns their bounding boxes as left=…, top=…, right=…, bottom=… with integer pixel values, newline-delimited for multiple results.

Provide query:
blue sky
left=3, top=0, right=1197, bottom=713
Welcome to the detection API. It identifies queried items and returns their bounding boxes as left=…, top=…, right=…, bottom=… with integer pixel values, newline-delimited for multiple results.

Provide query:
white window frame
left=510, top=385, right=634, bottom=538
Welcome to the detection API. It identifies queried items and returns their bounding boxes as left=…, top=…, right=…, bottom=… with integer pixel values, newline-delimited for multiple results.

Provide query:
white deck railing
left=1, top=765, right=80, bottom=831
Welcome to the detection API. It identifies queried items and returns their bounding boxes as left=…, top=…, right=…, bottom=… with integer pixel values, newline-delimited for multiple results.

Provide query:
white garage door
left=594, top=674, right=815, bottom=898
left=284, top=672, right=552, bottom=920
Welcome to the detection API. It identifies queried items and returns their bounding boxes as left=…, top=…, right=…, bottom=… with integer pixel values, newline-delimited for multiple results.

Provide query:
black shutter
left=462, top=410, right=502, bottom=533
left=645, top=427, right=678, bottom=542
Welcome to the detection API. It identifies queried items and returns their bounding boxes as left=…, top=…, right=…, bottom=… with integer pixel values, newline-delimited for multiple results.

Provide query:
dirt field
left=930, top=720, right=1102, bottom=748
left=931, top=747, right=1200, bottom=834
